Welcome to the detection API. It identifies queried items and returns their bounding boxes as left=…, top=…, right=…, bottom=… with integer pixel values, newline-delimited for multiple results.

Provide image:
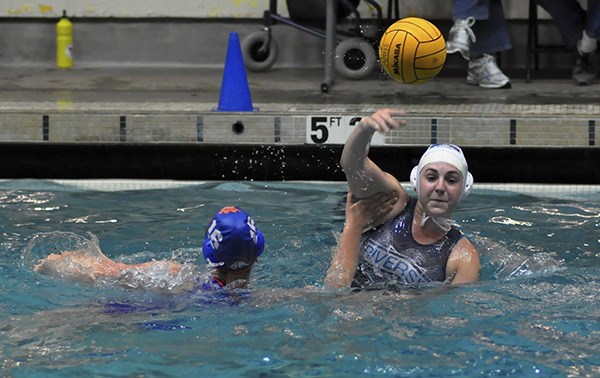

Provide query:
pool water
left=1, top=180, right=598, bottom=377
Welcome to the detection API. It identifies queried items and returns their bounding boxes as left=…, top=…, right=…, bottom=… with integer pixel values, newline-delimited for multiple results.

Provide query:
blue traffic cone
left=216, top=32, right=255, bottom=112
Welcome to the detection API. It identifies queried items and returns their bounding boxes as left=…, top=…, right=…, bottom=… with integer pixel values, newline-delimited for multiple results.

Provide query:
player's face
left=418, top=162, right=463, bottom=217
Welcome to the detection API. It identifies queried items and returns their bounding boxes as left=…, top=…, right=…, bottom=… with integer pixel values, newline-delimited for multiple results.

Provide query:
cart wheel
left=334, top=38, right=377, bottom=80
left=241, top=31, right=278, bottom=72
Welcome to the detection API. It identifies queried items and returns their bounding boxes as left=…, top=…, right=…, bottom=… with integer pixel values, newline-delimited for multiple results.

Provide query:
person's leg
left=534, top=0, right=597, bottom=84
left=533, top=0, right=585, bottom=48
left=465, top=0, right=511, bottom=88
left=448, top=0, right=511, bottom=55
left=453, top=0, right=490, bottom=20
left=469, top=0, right=511, bottom=57
left=447, top=0, right=511, bottom=88
left=572, top=0, right=600, bottom=85
left=584, top=0, right=600, bottom=40
left=447, top=0, right=486, bottom=60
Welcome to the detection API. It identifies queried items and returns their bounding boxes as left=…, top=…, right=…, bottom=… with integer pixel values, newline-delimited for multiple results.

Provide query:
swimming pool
left=1, top=180, right=598, bottom=376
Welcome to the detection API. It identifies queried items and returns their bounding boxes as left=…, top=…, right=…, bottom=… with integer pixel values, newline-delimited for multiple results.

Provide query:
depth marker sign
left=306, top=116, right=386, bottom=145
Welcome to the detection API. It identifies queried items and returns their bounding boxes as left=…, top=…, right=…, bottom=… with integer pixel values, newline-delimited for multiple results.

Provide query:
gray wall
left=1, top=0, right=540, bottom=19
left=0, top=17, right=571, bottom=73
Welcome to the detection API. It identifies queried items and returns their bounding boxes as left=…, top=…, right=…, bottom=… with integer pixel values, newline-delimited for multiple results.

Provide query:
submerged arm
left=446, top=238, right=480, bottom=284
left=34, top=249, right=183, bottom=283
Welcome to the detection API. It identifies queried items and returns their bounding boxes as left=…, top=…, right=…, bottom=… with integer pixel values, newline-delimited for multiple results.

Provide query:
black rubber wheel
left=241, top=31, right=279, bottom=72
left=334, top=38, right=377, bottom=80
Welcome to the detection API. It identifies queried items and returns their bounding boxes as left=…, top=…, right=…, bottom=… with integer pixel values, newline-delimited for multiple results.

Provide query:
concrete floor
left=0, top=63, right=598, bottom=107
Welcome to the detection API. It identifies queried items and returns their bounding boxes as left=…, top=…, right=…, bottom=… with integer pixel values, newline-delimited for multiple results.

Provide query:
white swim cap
left=410, top=144, right=474, bottom=199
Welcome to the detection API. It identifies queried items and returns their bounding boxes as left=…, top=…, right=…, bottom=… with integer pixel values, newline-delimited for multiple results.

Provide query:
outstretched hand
left=345, top=191, right=398, bottom=230
left=34, top=250, right=122, bottom=281
left=358, top=108, right=406, bottom=133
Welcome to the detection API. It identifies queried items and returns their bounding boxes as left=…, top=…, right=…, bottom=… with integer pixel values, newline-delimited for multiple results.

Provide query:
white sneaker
left=467, top=54, right=511, bottom=88
left=446, top=17, right=476, bottom=60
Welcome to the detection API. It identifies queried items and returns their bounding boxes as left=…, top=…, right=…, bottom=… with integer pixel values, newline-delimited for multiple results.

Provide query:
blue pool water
left=1, top=180, right=599, bottom=377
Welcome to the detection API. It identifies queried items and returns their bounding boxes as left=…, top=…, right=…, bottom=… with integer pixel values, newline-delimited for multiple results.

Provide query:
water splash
left=21, top=231, right=103, bottom=270
left=23, top=231, right=206, bottom=293
left=472, top=234, right=564, bottom=280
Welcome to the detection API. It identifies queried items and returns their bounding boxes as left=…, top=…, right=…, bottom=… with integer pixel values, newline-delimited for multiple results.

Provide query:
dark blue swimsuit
left=353, top=197, right=464, bottom=287
left=103, top=276, right=240, bottom=321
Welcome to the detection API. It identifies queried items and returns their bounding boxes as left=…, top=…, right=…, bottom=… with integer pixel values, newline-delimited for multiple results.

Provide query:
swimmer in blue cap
left=325, top=108, right=480, bottom=289
left=201, top=206, right=265, bottom=289
left=34, top=206, right=265, bottom=290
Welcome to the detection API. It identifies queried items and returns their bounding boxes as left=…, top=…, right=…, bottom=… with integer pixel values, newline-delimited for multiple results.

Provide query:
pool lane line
left=430, top=118, right=437, bottom=144
left=197, top=115, right=204, bottom=142
left=119, top=116, right=127, bottom=142
left=42, top=115, right=49, bottom=141
left=274, top=116, right=281, bottom=143
left=510, top=119, right=516, bottom=145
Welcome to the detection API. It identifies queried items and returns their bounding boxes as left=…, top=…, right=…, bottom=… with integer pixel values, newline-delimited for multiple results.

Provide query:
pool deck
left=0, top=65, right=598, bottom=182
left=1, top=65, right=598, bottom=144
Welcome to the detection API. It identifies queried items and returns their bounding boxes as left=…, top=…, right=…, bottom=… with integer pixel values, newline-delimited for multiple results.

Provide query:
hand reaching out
left=324, top=190, right=399, bottom=289
left=34, top=248, right=184, bottom=285
left=358, top=108, right=406, bottom=133
left=345, top=191, right=398, bottom=230
left=34, top=250, right=122, bottom=282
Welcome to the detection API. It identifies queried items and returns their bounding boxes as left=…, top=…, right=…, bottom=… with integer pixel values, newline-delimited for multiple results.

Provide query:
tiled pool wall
left=0, top=104, right=598, bottom=146
left=0, top=103, right=598, bottom=182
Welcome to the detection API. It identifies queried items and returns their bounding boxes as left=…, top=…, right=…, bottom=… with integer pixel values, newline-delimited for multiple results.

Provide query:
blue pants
left=533, top=0, right=600, bottom=48
left=453, top=0, right=512, bottom=56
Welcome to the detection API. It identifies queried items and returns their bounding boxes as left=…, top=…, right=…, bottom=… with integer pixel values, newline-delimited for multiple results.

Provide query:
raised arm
left=340, top=108, right=410, bottom=221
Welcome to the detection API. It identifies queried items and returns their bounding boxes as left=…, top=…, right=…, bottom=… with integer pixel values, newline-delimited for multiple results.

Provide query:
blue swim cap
left=202, top=207, right=265, bottom=272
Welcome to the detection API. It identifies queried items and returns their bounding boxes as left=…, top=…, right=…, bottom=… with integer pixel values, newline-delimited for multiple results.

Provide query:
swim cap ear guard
left=410, top=144, right=474, bottom=200
left=202, top=207, right=265, bottom=272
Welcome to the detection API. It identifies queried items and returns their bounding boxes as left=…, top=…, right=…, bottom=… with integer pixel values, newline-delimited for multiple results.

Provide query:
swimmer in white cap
left=325, top=108, right=480, bottom=289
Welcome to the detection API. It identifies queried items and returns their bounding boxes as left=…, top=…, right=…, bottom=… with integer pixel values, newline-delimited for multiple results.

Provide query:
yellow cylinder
left=56, top=10, right=73, bottom=68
